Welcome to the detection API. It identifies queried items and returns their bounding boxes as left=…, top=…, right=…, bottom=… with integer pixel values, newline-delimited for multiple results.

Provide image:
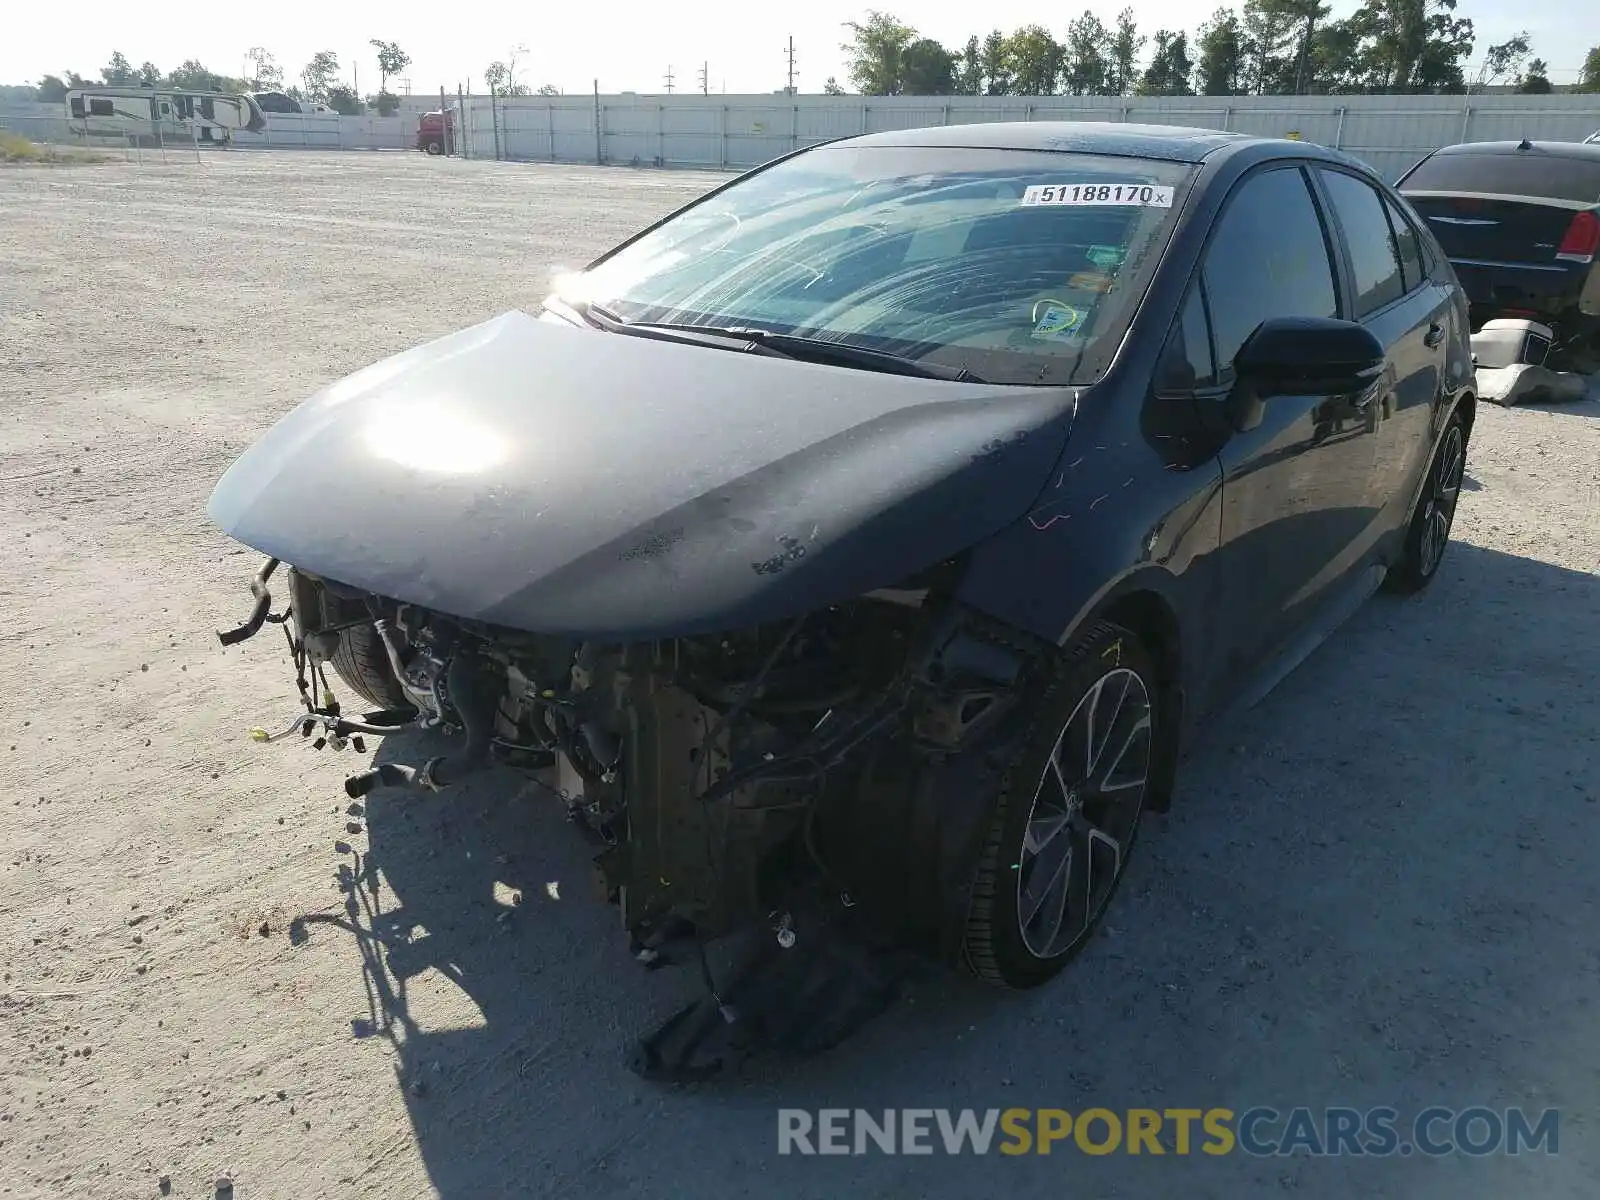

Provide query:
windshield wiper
left=548, top=300, right=983, bottom=382
left=629, top=321, right=985, bottom=382
left=547, top=300, right=794, bottom=359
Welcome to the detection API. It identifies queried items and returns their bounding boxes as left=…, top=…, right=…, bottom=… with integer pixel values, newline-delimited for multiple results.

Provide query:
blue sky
left=7, top=0, right=1597, bottom=96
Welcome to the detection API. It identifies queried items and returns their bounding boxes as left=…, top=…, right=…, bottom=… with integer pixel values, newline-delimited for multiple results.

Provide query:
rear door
left=1194, top=164, right=1386, bottom=685
left=1313, top=167, right=1450, bottom=538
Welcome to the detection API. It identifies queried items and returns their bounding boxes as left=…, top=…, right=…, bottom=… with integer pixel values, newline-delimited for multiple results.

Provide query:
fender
left=953, top=401, right=1224, bottom=708
left=949, top=380, right=1227, bottom=820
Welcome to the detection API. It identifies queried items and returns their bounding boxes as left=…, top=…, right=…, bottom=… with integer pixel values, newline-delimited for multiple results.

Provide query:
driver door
left=1190, top=164, right=1384, bottom=691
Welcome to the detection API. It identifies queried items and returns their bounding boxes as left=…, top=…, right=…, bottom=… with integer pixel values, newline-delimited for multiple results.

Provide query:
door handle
left=1424, top=322, right=1445, bottom=349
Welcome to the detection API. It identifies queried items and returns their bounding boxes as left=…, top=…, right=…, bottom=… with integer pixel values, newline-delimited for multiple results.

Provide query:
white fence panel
left=465, top=91, right=1600, bottom=181
left=238, top=113, right=414, bottom=150
left=10, top=91, right=1599, bottom=176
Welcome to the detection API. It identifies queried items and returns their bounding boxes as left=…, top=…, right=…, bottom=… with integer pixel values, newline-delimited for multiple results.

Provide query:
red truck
left=415, top=110, right=455, bottom=155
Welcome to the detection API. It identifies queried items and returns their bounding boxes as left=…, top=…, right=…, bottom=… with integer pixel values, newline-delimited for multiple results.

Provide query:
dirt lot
left=2, top=150, right=1598, bottom=1200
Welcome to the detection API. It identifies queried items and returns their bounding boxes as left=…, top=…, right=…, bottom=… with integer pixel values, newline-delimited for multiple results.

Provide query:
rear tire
left=329, top=623, right=412, bottom=711
left=963, top=621, right=1157, bottom=990
left=1384, top=410, right=1467, bottom=595
left=425, top=140, right=443, bottom=156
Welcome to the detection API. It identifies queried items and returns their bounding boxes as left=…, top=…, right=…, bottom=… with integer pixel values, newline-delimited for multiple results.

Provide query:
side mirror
left=1236, top=317, right=1386, bottom=398
left=1228, top=317, right=1385, bottom=432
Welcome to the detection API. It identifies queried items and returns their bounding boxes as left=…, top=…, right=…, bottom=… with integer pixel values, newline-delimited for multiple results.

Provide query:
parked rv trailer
left=64, top=87, right=266, bottom=145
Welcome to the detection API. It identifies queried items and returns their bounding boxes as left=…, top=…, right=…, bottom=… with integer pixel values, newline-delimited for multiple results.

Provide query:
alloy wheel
left=1419, top=424, right=1465, bottom=578
left=1015, top=667, right=1153, bottom=959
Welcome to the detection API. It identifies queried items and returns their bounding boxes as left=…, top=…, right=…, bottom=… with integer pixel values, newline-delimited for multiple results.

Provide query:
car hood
left=207, top=310, right=1077, bottom=638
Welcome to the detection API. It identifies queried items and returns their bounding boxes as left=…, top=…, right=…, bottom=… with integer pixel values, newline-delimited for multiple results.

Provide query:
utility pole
left=664, top=65, right=675, bottom=94
left=698, top=62, right=709, bottom=95
left=785, top=36, right=797, bottom=95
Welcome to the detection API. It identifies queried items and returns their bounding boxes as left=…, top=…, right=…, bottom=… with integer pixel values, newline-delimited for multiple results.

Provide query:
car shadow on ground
left=293, top=541, right=1599, bottom=1199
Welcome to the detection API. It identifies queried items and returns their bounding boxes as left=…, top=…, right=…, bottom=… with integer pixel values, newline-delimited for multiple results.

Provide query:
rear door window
left=1400, top=151, right=1600, bottom=204
left=1383, top=195, right=1426, bottom=290
left=1319, top=169, right=1406, bottom=316
left=1201, top=166, right=1339, bottom=382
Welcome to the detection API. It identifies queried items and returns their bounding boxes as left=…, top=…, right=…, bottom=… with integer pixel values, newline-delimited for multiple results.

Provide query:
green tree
left=485, top=45, right=531, bottom=95
left=483, top=61, right=531, bottom=95
left=300, top=51, right=341, bottom=102
left=842, top=10, right=919, bottom=94
left=37, top=74, right=70, bottom=102
left=168, top=60, right=228, bottom=92
left=1580, top=45, right=1600, bottom=92
left=1195, top=8, right=1248, bottom=94
left=1241, top=0, right=1295, bottom=93
left=536, top=83, right=562, bottom=96
left=1138, top=31, right=1195, bottom=95
left=138, top=61, right=162, bottom=86
left=101, top=51, right=135, bottom=85
left=956, top=35, right=984, bottom=95
left=981, top=29, right=1015, bottom=94
left=1409, top=1, right=1474, bottom=92
left=1063, top=11, right=1112, bottom=95
left=326, top=85, right=363, bottom=115
left=1108, top=8, right=1147, bottom=94
left=901, top=38, right=957, bottom=94
left=369, top=40, right=411, bottom=93
left=1517, top=57, right=1551, bottom=93
left=1281, top=0, right=1331, bottom=94
left=822, top=76, right=847, bottom=94
left=245, top=48, right=282, bottom=91
left=1475, top=31, right=1529, bottom=91
left=1302, top=19, right=1362, bottom=92
left=1345, top=0, right=1474, bottom=94
left=1008, top=26, right=1064, bottom=95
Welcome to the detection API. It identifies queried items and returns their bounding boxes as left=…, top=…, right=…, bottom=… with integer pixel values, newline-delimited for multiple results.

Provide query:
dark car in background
left=1399, top=139, right=1600, bottom=368
left=208, top=123, right=1477, bottom=1075
left=251, top=91, right=301, bottom=115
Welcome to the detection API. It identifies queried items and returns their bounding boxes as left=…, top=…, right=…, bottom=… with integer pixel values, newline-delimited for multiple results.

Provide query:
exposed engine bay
left=223, top=555, right=1051, bottom=986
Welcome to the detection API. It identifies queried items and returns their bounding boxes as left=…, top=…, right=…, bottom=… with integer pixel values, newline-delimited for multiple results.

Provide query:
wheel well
left=1455, top=391, right=1476, bottom=439
left=1098, top=589, right=1183, bottom=812
left=1101, top=590, right=1180, bottom=692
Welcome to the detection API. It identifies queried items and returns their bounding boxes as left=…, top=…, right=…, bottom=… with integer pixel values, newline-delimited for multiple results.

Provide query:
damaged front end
left=218, top=553, right=1052, bottom=1076
left=222, top=553, right=1047, bottom=943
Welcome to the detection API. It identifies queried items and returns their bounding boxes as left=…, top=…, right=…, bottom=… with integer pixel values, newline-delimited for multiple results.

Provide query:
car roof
left=1429, top=139, right=1600, bottom=162
left=841, top=121, right=1269, bottom=163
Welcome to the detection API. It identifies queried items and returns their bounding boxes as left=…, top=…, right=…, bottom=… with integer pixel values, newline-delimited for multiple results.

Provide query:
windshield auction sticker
left=1021, top=183, right=1175, bottom=207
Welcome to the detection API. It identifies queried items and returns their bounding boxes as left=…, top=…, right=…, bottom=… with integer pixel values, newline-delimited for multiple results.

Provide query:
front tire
left=963, top=621, right=1157, bottom=990
left=1384, top=410, right=1467, bottom=595
left=329, top=623, right=413, bottom=712
left=425, top=140, right=443, bottom=156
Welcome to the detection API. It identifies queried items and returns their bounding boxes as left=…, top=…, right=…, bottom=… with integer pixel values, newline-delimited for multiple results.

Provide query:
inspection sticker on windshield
left=1031, top=303, right=1087, bottom=341
left=1021, top=183, right=1174, bottom=208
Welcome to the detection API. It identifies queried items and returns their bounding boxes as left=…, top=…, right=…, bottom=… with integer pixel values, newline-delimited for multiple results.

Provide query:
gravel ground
left=2, top=150, right=1598, bottom=1200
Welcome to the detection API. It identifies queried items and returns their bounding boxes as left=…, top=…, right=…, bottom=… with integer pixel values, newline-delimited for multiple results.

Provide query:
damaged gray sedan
left=209, top=123, right=1475, bottom=1078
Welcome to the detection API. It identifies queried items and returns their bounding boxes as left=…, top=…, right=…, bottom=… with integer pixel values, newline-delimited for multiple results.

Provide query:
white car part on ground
left=1469, top=318, right=1591, bottom=406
